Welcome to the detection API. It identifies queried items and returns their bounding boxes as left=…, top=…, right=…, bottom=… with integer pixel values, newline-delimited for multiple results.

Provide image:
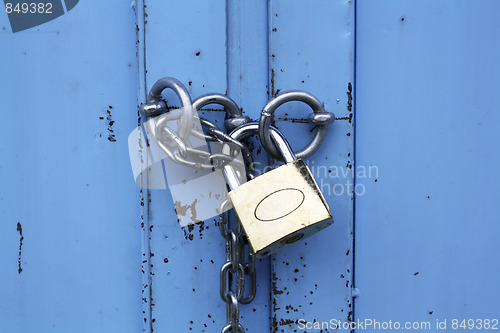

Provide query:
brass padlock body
left=228, top=159, right=333, bottom=258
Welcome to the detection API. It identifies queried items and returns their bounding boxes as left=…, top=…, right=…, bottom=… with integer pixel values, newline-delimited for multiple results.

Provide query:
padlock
left=222, top=123, right=333, bottom=258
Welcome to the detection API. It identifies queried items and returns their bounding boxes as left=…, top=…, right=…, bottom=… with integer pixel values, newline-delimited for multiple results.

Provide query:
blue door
left=2, top=1, right=499, bottom=333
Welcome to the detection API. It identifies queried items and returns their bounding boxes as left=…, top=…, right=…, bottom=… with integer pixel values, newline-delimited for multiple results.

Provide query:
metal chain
left=153, top=112, right=250, bottom=171
left=140, top=80, right=334, bottom=333
left=219, top=199, right=256, bottom=333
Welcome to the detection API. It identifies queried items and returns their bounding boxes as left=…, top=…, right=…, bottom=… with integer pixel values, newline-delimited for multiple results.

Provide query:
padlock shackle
left=223, top=123, right=296, bottom=191
left=229, top=123, right=296, bottom=163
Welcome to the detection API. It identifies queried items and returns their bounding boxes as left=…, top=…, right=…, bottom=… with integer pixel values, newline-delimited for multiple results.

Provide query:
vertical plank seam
left=135, top=0, right=152, bottom=332
left=266, top=1, right=277, bottom=331
left=351, top=0, right=358, bottom=329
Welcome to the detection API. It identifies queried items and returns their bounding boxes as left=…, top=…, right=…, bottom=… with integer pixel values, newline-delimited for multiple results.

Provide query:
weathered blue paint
left=4, top=0, right=495, bottom=332
left=0, top=1, right=142, bottom=332
left=142, top=1, right=353, bottom=332
left=141, top=1, right=274, bottom=331
left=268, top=1, right=355, bottom=331
left=141, top=1, right=245, bottom=332
left=355, top=0, right=500, bottom=330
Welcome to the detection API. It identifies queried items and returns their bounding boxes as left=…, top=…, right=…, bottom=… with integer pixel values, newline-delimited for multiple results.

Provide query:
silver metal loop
left=222, top=123, right=296, bottom=190
left=222, top=324, right=244, bottom=333
left=224, top=117, right=252, bottom=132
left=154, top=119, right=248, bottom=171
left=193, top=93, right=241, bottom=117
left=156, top=125, right=188, bottom=158
left=218, top=200, right=233, bottom=240
left=192, top=93, right=251, bottom=132
left=218, top=195, right=255, bottom=331
left=146, top=77, right=195, bottom=141
left=229, top=231, right=239, bottom=273
left=239, top=250, right=256, bottom=305
left=207, top=127, right=247, bottom=152
left=220, top=262, right=245, bottom=303
left=229, top=292, right=239, bottom=333
left=171, top=151, right=214, bottom=171
left=259, top=90, right=333, bottom=160
left=193, top=116, right=221, bottom=142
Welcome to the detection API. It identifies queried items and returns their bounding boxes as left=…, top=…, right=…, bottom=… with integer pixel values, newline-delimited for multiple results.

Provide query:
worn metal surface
left=355, top=0, right=500, bottom=330
left=0, top=1, right=142, bottom=332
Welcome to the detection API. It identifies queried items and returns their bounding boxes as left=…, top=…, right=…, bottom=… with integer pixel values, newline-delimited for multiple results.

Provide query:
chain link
left=219, top=199, right=256, bottom=332
left=153, top=112, right=251, bottom=171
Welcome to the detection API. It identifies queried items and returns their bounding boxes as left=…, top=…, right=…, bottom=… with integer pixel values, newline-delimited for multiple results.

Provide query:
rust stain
left=270, top=68, right=276, bottom=97
left=279, top=318, right=295, bottom=326
left=276, top=114, right=352, bottom=123
left=165, top=105, right=228, bottom=112
left=16, top=222, right=23, bottom=274
left=99, top=106, right=116, bottom=142
left=347, top=82, right=353, bottom=126
left=271, top=272, right=283, bottom=296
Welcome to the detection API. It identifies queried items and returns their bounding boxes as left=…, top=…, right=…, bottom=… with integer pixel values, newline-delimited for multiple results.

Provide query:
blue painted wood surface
left=141, top=1, right=353, bottom=332
left=2, top=0, right=498, bottom=332
left=355, top=0, right=500, bottom=330
left=268, top=1, right=355, bottom=332
left=141, top=1, right=273, bottom=331
left=0, top=1, right=142, bottom=332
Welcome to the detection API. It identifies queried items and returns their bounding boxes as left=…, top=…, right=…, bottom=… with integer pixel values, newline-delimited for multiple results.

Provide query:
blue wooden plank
left=355, top=0, right=500, bottom=330
left=143, top=1, right=275, bottom=331
left=268, top=1, right=355, bottom=332
left=0, top=1, right=142, bottom=332
left=142, top=1, right=231, bottom=332
left=226, top=1, right=272, bottom=331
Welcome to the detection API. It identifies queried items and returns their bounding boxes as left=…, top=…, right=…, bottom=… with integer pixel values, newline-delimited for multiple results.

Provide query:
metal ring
left=259, top=90, right=331, bottom=160
left=193, top=93, right=251, bottom=132
left=220, top=262, right=246, bottom=303
left=223, top=123, right=296, bottom=163
left=239, top=251, right=256, bottom=305
left=222, top=323, right=244, bottom=333
left=193, top=117, right=220, bottom=142
left=147, top=77, right=195, bottom=141
left=156, top=125, right=188, bottom=158
left=219, top=200, right=233, bottom=240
